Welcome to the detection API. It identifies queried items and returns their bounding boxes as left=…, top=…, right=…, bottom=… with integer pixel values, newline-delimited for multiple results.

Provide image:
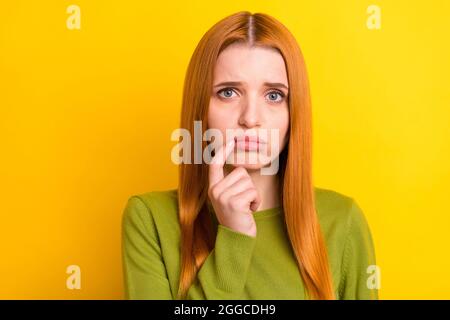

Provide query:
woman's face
left=207, top=43, right=290, bottom=172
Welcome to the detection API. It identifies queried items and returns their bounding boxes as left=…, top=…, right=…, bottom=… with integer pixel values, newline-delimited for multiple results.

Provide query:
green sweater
left=121, top=187, right=378, bottom=300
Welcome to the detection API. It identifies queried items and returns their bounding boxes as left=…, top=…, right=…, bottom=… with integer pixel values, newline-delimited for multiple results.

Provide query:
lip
left=234, top=135, right=267, bottom=144
left=234, top=135, right=266, bottom=152
left=235, top=140, right=259, bottom=151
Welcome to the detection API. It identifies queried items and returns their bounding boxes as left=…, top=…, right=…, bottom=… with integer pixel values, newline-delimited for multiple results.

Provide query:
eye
left=266, top=90, right=285, bottom=104
left=217, top=88, right=238, bottom=99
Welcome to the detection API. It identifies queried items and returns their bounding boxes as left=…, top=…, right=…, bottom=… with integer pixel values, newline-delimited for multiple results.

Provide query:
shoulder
left=314, top=186, right=354, bottom=226
left=122, top=189, right=180, bottom=233
left=313, top=186, right=372, bottom=248
left=129, top=188, right=178, bottom=213
left=314, top=187, right=376, bottom=288
left=314, top=187, right=354, bottom=214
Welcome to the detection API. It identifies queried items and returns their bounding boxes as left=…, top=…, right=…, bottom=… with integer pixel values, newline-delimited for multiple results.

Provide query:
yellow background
left=1, top=1, right=449, bottom=299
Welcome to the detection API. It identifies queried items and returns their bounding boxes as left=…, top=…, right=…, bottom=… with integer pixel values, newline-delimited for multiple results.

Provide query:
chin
left=228, top=150, right=276, bottom=171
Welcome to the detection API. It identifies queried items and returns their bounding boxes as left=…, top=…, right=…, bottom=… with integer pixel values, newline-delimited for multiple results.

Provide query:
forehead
left=213, top=43, right=288, bottom=85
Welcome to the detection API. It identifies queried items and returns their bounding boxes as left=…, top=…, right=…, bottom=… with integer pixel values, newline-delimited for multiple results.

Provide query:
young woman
left=121, top=11, right=378, bottom=300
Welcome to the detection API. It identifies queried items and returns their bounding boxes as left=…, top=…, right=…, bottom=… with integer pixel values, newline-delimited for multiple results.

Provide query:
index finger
left=208, top=138, right=235, bottom=188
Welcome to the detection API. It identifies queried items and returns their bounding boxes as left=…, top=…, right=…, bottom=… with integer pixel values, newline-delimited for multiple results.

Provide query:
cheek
left=207, top=102, right=221, bottom=130
left=271, top=107, right=290, bottom=144
left=207, top=102, right=237, bottom=132
left=281, top=115, right=290, bottom=142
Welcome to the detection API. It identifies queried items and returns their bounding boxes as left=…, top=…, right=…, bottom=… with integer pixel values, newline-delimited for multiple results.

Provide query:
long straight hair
left=176, top=11, right=335, bottom=300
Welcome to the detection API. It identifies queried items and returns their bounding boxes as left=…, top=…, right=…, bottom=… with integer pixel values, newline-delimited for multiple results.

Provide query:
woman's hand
left=208, top=139, right=261, bottom=238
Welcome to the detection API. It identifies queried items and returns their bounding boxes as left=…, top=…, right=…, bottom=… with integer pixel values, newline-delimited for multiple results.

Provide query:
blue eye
left=216, top=88, right=286, bottom=103
left=266, top=91, right=285, bottom=103
left=217, top=88, right=237, bottom=99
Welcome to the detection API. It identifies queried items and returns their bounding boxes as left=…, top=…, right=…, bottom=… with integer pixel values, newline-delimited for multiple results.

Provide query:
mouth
left=234, top=135, right=266, bottom=152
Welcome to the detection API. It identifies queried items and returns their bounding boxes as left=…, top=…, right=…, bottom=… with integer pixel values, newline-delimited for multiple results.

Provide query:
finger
left=220, top=176, right=254, bottom=199
left=218, top=167, right=249, bottom=190
left=230, top=188, right=261, bottom=212
left=250, top=194, right=261, bottom=212
left=209, top=139, right=235, bottom=188
left=247, top=188, right=261, bottom=212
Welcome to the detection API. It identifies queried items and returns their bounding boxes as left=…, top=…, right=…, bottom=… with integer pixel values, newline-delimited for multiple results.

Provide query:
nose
left=238, top=96, right=261, bottom=128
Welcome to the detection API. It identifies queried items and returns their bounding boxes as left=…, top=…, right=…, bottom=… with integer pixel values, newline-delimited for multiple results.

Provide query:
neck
left=224, top=165, right=281, bottom=211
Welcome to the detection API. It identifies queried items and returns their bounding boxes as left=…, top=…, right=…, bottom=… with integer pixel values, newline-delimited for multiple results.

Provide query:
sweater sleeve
left=121, top=196, right=173, bottom=299
left=186, top=224, right=257, bottom=300
left=122, top=195, right=257, bottom=300
left=338, top=199, right=379, bottom=300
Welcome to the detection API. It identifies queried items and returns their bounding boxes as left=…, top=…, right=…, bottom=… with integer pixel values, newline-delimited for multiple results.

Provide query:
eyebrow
left=213, top=81, right=289, bottom=90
